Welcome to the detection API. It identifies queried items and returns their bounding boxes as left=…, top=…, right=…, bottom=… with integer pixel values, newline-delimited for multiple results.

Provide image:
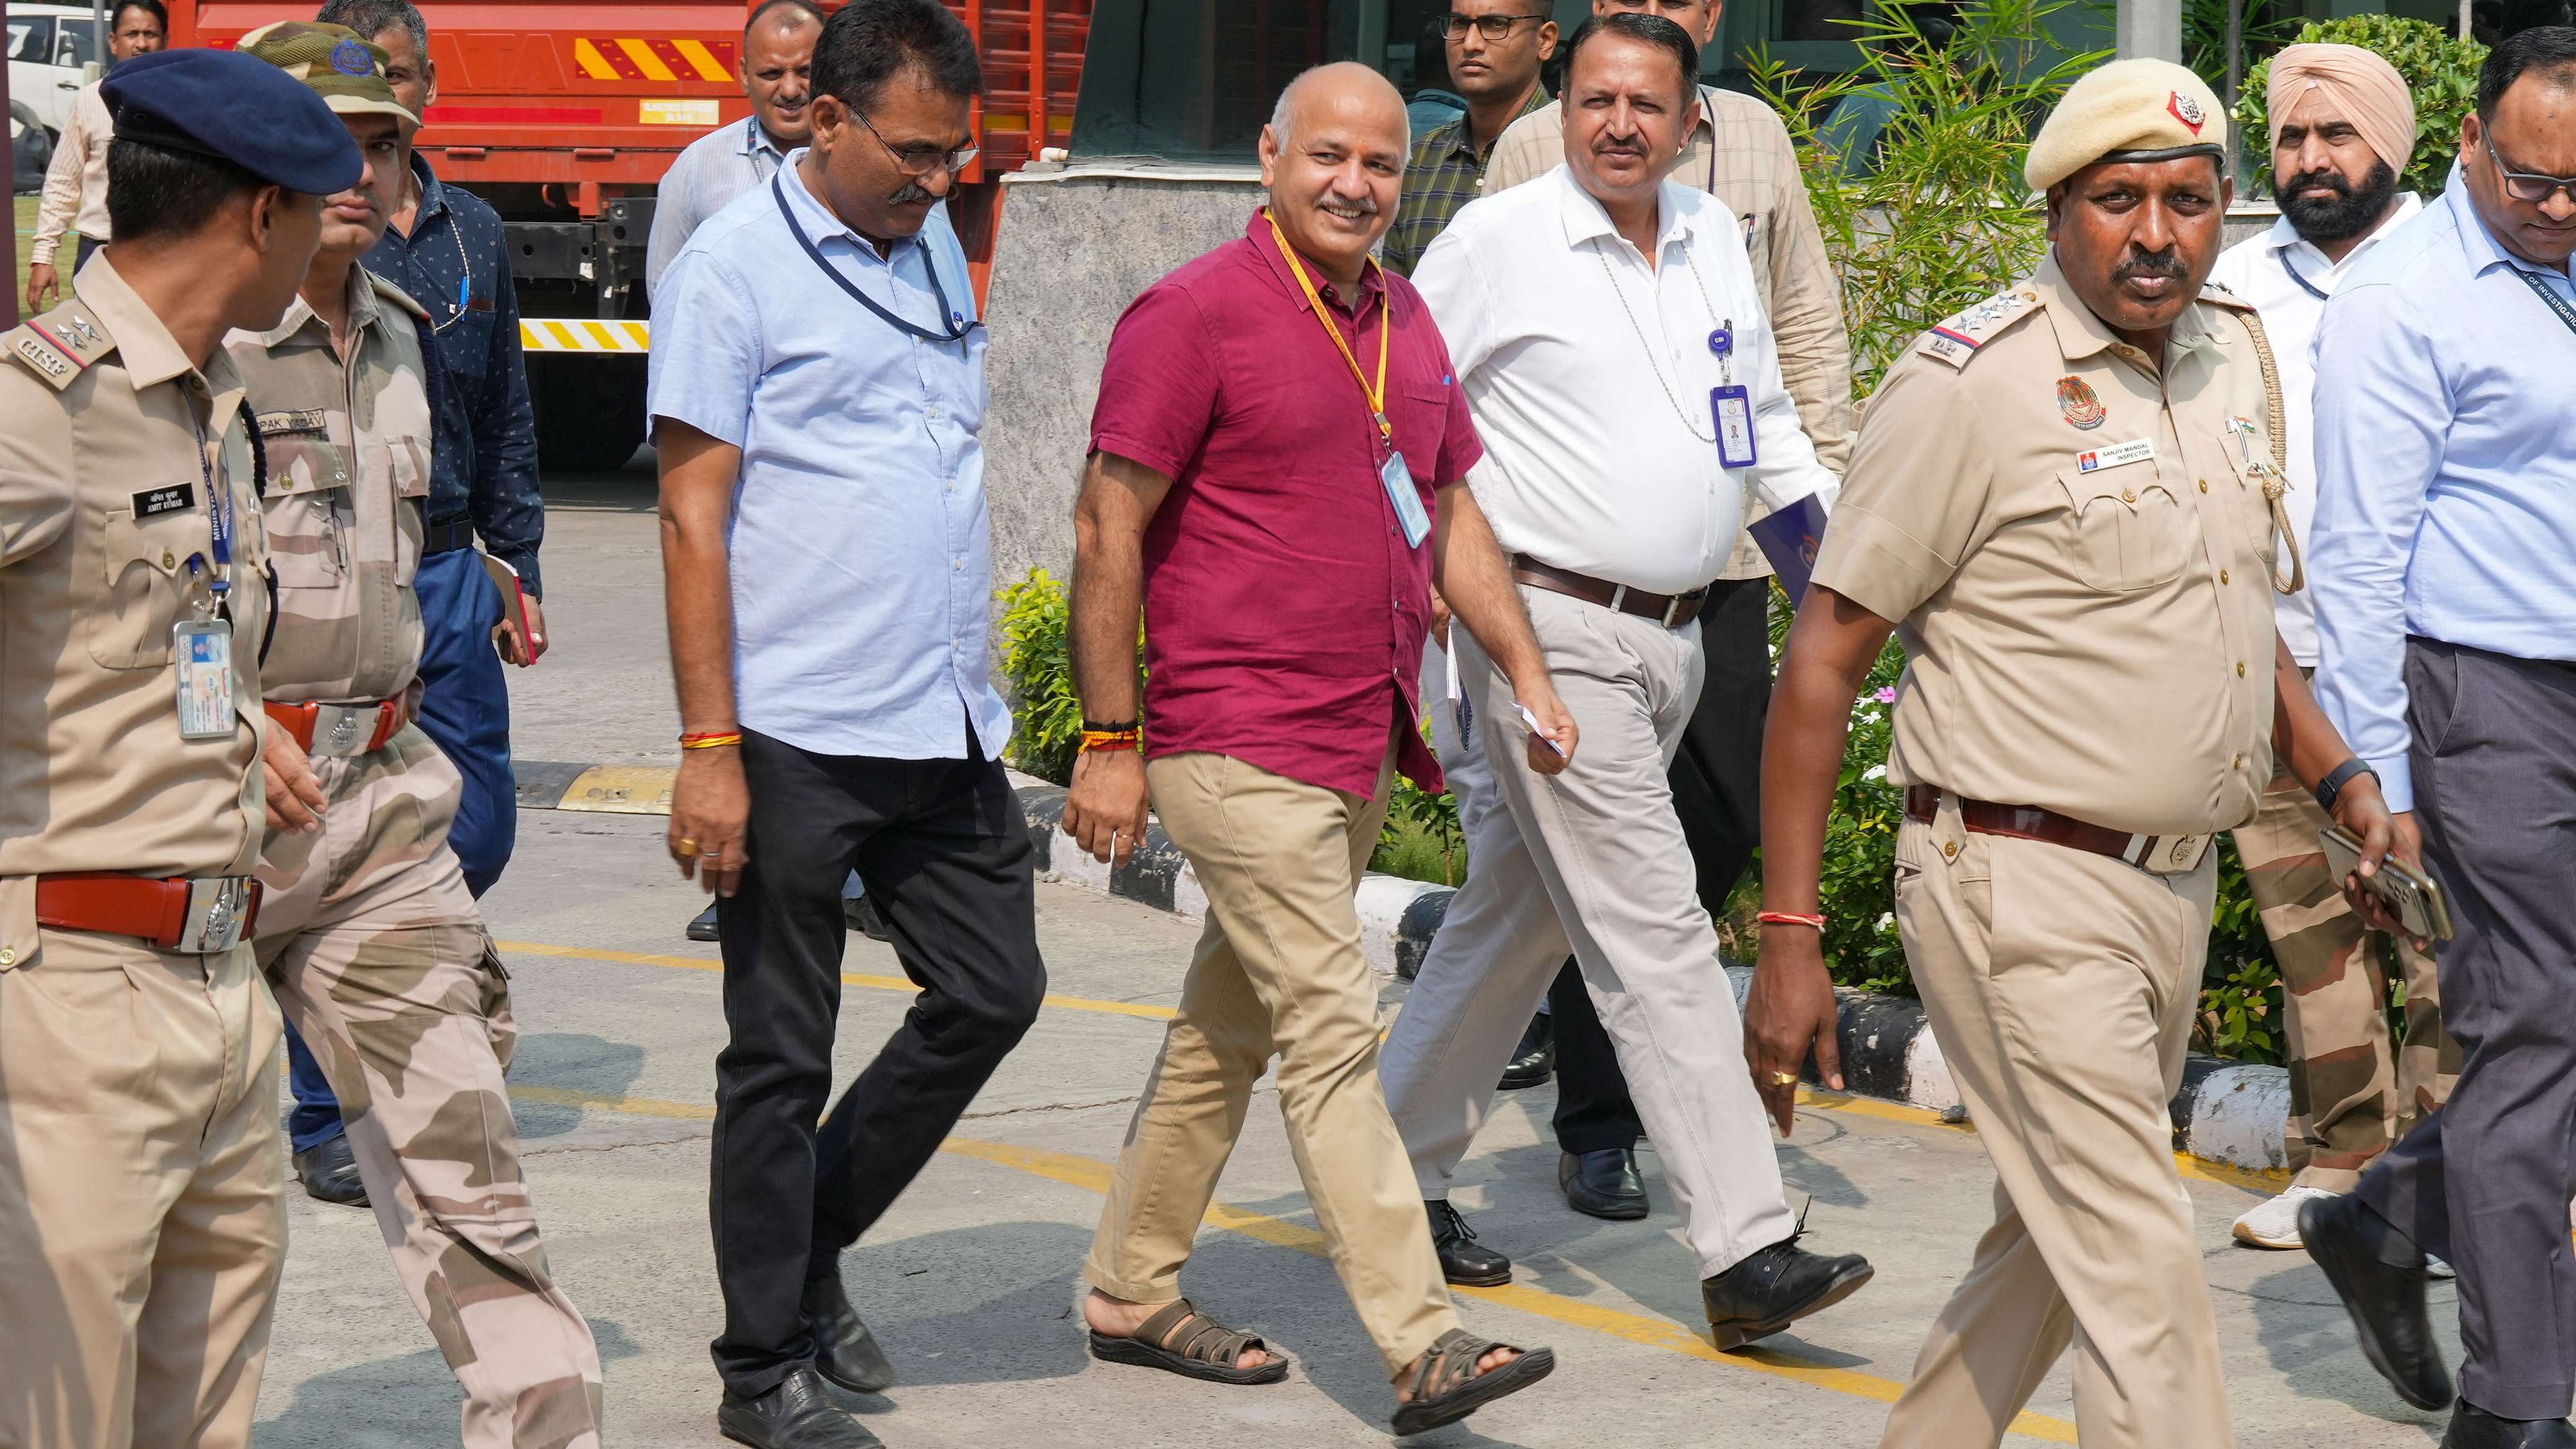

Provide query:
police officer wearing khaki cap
left=226, top=22, right=608, bottom=1447
left=1739, top=58, right=2420, bottom=1448
left=0, top=47, right=352, bottom=1449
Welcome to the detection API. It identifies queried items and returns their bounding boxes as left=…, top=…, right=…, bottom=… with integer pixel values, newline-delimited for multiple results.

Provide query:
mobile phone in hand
left=2320, top=826, right=2454, bottom=942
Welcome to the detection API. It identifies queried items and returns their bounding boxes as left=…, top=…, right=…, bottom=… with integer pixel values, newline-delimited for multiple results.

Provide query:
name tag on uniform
left=134, top=482, right=197, bottom=519
left=172, top=619, right=235, bottom=741
left=1381, top=451, right=1431, bottom=548
left=1711, top=385, right=1758, bottom=468
left=2076, top=439, right=2155, bottom=473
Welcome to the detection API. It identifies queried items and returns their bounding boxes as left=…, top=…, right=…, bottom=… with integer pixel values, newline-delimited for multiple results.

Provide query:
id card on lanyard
left=175, top=404, right=236, bottom=741
left=1265, top=210, right=1431, bottom=548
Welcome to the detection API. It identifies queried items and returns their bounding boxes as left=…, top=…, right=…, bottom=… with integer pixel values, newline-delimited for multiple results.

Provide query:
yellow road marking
left=570, top=37, right=621, bottom=81
left=670, top=37, right=732, bottom=81
left=615, top=37, right=677, bottom=82
left=505, top=1084, right=2078, bottom=1442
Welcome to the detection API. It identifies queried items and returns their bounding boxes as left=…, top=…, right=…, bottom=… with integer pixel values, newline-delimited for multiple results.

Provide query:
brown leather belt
left=1510, top=555, right=1709, bottom=628
left=35, top=873, right=263, bottom=953
left=265, top=698, right=406, bottom=757
left=1903, top=785, right=2213, bottom=876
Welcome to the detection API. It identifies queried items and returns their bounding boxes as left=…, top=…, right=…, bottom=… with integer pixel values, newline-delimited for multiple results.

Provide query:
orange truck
left=167, top=0, right=1090, bottom=470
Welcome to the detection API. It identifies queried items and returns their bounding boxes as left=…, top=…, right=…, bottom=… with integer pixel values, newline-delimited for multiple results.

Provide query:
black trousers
left=710, top=726, right=1046, bottom=1397
left=1553, top=577, right=1773, bottom=1155
left=2356, top=640, right=2576, bottom=1420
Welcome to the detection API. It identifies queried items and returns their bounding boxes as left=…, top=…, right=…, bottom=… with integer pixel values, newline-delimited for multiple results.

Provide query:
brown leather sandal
left=1086, top=1298, right=1289, bottom=1385
left=1389, top=1328, right=1556, bottom=1436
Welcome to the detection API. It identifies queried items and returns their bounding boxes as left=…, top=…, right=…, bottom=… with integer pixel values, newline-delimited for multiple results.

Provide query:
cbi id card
left=1711, top=386, right=1758, bottom=469
left=173, top=619, right=236, bottom=741
left=1381, top=450, right=1432, bottom=548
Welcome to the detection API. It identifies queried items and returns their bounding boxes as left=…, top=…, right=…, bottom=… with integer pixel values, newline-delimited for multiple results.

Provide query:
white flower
left=1876, top=912, right=1894, bottom=930
left=1863, top=764, right=1887, bottom=780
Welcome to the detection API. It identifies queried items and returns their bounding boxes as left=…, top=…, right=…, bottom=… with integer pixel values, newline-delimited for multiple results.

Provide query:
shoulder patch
left=366, top=270, right=432, bottom=321
left=1912, top=284, right=2044, bottom=370
left=3, top=301, right=115, bottom=391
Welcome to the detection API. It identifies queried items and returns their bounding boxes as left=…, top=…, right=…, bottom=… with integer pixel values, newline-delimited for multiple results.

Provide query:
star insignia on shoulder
left=1914, top=285, right=2043, bottom=368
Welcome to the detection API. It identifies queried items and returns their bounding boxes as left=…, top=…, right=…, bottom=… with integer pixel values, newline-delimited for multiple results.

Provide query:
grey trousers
left=2356, top=638, right=2576, bottom=1420
left=1380, top=586, right=1795, bottom=1277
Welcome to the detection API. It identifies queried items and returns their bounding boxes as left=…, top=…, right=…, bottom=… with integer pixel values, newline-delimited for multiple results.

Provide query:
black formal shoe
left=1428, top=1199, right=1512, bottom=1287
left=2445, top=1403, right=2576, bottom=1448
left=293, top=1133, right=368, bottom=1208
left=718, top=1367, right=883, bottom=1449
left=843, top=895, right=891, bottom=943
left=1559, top=1148, right=1648, bottom=1221
left=1497, top=1013, right=1554, bottom=1090
left=2301, top=1191, right=2454, bottom=1411
left=687, top=903, right=720, bottom=943
left=1700, top=1231, right=1874, bottom=1350
left=803, top=1272, right=897, bottom=1396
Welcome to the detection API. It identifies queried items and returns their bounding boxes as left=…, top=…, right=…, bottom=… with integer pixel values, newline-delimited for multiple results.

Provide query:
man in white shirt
left=644, top=0, right=823, bottom=297
left=23, top=0, right=166, bottom=313
left=1379, top=11, right=1871, bottom=1352
left=2203, top=42, right=2452, bottom=1258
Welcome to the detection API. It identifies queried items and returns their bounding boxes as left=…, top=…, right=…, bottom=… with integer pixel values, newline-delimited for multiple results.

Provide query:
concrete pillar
left=2116, top=0, right=2183, bottom=61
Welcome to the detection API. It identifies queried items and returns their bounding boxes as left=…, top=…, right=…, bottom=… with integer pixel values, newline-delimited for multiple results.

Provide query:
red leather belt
left=1510, top=555, right=1709, bottom=628
left=35, top=873, right=262, bottom=953
left=265, top=698, right=405, bottom=757
left=1903, top=785, right=2213, bottom=876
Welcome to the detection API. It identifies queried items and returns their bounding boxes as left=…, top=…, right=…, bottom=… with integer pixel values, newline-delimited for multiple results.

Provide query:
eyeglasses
left=2485, top=138, right=2576, bottom=206
left=853, top=110, right=979, bottom=177
left=1441, top=12, right=1549, bottom=40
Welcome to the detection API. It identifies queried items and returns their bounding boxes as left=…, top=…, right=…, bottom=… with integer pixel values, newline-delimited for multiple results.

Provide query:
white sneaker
left=2232, top=1184, right=2341, bottom=1249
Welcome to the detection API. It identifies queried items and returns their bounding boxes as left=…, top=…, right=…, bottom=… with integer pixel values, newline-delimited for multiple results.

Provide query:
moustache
left=1318, top=194, right=1380, bottom=215
left=2281, top=167, right=2352, bottom=200
left=2113, top=250, right=2188, bottom=283
left=891, top=182, right=937, bottom=204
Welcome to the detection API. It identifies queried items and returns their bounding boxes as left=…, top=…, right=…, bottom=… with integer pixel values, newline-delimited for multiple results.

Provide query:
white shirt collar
left=1553, top=166, right=1696, bottom=256
left=2264, top=190, right=2424, bottom=276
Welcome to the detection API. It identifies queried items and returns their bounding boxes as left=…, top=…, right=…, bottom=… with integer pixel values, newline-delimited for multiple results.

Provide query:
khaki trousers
left=2233, top=772, right=2452, bottom=1190
left=1085, top=736, right=1459, bottom=1377
left=1879, top=805, right=2234, bottom=1449
left=0, top=929, right=285, bottom=1449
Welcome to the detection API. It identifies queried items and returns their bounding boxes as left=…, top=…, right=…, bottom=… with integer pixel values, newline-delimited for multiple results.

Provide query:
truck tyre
left=528, top=352, right=649, bottom=475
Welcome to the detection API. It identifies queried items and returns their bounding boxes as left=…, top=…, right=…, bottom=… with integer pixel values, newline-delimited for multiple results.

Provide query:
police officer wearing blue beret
left=0, top=48, right=355, bottom=1449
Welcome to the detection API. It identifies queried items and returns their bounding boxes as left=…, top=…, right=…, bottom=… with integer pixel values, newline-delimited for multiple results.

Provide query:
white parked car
left=8, top=4, right=103, bottom=141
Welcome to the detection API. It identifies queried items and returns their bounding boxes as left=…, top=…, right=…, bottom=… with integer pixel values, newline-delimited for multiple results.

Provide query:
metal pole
left=2224, top=0, right=2244, bottom=108
left=2115, top=0, right=2183, bottom=61
left=91, top=0, right=109, bottom=81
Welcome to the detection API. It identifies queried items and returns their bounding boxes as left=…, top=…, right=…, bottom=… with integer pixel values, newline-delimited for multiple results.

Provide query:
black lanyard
left=2277, top=247, right=2330, bottom=303
left=2515, top=265, right=2576, bottom=338
left=771, top=172, right=981, bottom=345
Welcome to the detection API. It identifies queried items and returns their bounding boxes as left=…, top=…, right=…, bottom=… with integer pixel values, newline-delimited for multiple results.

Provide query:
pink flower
left=1873, top=686, right=1897, bottom=705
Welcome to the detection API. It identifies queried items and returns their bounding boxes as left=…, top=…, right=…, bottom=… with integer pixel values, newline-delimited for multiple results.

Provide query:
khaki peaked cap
left=2026, top=58, right=2228, bottom=194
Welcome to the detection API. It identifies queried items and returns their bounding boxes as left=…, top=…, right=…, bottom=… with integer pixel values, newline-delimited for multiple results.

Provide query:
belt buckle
left=310, top=702, right=373, bottom=757
left=2134, top=833, right=2213, bottom=876
left=173, top=877, right=253, bottom=954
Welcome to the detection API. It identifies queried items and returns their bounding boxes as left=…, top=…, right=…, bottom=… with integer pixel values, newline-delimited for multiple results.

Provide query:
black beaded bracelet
left=2315, top=757, right=2379, bottom=814
left=1081, top=718, right=1141, bottom=734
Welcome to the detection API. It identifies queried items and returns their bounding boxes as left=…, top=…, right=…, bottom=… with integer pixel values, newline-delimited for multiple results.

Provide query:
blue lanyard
left=770, top=172, right=982, bottom=345
left=189, top=404, right=233, bottom=610
left=2515, top=265, right=2576, bottom=338
left=2276, top=248, right=2330, bottom=303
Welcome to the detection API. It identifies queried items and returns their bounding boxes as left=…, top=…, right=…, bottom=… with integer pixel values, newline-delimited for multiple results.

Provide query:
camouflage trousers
left=255, top=726, right=604, bottom=1448
left=2234, top=771, right=2457, bottom=1192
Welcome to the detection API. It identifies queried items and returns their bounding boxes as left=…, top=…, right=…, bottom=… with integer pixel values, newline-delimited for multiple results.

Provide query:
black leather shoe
left=294, top=1133, right=368, bottom=1208
left=718, top=1367, right=882, bottom=1448
left=1559, top=1148, right=1647, bottom=1221
left=1497, top=1013, right=1554, bottom=1090
left=687, top=903, right=720, bottom=942
left=2444, top=1404, right=2576, bottom=1448
left=1428, top=1199, right=1512, bottom=1287
left=2301, top=1191, right=2454, bottom=1411
left=803, top=1272, right=896, bottom=1396
left=1701, top=1233, right=1874, bottom=1350
left=843, top=895, right=891, bottom=942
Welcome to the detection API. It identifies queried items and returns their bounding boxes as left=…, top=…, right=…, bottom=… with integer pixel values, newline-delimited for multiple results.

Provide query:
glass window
left=1071, top=0, right=1366, bottom=161
left=53, top=17, right=98, bottom=68
left=1776, top=0, right=1870, bottom=43
left=9, top=17, right=56, bottom=64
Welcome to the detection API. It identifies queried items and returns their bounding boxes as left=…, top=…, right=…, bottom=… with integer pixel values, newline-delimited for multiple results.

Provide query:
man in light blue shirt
left=643, top=0, right=821, bottom=297
left=2301, top=28, right=2576, bottom=1446
left=648, top=4, right=1043, bottom=1445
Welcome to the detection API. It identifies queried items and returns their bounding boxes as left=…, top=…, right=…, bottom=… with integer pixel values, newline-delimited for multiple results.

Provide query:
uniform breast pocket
left=2056, top=466, right=2193, bottom=591
left=1391, top=381, right=1453, bottom=483
left=2217, top=440, right=2282, bottom=581
left=261, top=481, right=355, bottom=593
left=85, top=508, right=200, bottom=669
left=367, top=429, right=433, bottom=584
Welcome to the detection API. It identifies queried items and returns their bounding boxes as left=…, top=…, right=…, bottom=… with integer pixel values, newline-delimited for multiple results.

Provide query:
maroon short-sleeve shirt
left=1089, top=212, right=1482, bottom=798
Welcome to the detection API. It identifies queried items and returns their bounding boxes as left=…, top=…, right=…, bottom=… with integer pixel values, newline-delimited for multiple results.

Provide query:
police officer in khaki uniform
left=0, top=48, right=349, bottom=1449
left=226, top=25, right=607, bottom=1448
left=1737, top=60, right=2418, bottom=1448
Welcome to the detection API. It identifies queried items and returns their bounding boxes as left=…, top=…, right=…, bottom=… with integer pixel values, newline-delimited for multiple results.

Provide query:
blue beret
left=100, top=49, right=362, bottom=196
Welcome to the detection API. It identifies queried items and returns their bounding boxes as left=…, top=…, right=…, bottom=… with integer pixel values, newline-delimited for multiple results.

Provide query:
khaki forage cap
left=2025, top=58, right=2228, bottom=194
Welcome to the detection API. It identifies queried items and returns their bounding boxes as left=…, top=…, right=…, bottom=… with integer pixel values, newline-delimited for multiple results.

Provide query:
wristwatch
left=2315, top=757, right=2379, bottom=814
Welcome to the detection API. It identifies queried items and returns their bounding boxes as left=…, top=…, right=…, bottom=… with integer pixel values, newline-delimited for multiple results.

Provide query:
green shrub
left=2232, top=16, right=2486, bottom=201
left=995, top=568, right=1086, bottom=785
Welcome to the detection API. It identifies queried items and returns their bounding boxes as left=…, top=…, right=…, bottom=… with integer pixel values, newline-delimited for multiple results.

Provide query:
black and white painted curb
left=517, top=759, right=2294, bottom=1181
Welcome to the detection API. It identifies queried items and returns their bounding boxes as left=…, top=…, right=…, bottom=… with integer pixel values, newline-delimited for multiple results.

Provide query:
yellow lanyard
left=1263, top=208, right=1392, bottom=448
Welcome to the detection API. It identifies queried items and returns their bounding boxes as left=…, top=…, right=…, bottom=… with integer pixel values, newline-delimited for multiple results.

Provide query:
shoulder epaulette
left=2198, top=279, right=2258, bottom=312
left=1912, top=283, right=2046, bottom=370
left=365, top=269, right=432, bottom=322
left=3, top=300, right=115, bottom=391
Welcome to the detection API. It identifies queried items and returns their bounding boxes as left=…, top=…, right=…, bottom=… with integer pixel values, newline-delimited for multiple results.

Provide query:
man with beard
left=2204, top=43, right=2455, bottom=1259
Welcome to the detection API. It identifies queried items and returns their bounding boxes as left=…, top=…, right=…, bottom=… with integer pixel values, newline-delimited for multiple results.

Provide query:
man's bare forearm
left=656, top=422, right=743, bottom=733
left=2272, top=636, right=2364, bottom=792
left=1432, top=483, right=1544, bottom=687
left=1761, top=587, right=1899, bottom=914
left=1069, top=452, right=1173, bottom=721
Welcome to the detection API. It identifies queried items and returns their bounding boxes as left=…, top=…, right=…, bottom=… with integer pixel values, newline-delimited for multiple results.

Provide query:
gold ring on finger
left=677, top=837, right=701, bottom=855
left=1768, top=1071, right=1799, bottom=1087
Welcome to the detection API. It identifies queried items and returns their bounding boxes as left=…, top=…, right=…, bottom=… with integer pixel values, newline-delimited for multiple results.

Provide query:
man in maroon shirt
left=1059, top=61, right=1571, bottom=1438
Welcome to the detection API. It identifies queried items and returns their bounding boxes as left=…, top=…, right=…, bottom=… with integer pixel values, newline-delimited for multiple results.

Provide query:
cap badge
left=330, top=38, right=373, bottom=76
left=2057, top=375, right=2107, bottom=430
left=2168, top=90, right=2206, bottom=135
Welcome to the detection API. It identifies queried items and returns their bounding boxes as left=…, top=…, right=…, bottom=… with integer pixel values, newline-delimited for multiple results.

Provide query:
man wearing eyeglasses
left=2301, top=27, right=2576, bottom=1448
left=651, top=3, right=1044, bottom=1445
left=1381, top=3, right=1559, bottom=278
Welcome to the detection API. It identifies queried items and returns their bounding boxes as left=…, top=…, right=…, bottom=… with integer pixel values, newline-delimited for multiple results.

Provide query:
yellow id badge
left=1381, top=451, right=1431, bottom=548
left=173, top=619, right=235, bottom=741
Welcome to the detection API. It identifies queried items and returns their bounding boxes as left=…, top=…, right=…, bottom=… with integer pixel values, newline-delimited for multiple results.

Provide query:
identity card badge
left=1514, top=702, right=1568, bottom=757
left=1381, top=450, right=1432, bottom=548
left=172, top=618, right=236, bottom=741
left=1711, top=386, right=1758, bottom=469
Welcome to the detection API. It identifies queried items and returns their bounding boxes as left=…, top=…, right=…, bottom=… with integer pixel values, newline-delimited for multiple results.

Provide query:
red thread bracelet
left=1757, top=911, right=1827, bottom=930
